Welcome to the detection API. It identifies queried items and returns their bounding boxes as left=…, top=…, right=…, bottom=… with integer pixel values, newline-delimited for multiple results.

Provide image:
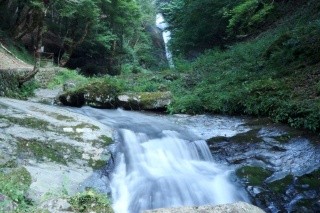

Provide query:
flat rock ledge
left=0, top=98, right=113, bottom=203
left=143, top=202, right=265, bottom=213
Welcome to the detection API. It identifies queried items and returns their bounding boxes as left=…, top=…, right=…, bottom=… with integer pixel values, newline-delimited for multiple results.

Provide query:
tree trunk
left=59, top=22, right=90, bottom=66
left=18, top=13, right=44, bottom=87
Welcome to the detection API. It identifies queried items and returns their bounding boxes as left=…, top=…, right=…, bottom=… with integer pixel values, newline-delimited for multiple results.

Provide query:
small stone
left=39, top=198, right=73, bottom=212
left=0, top=194, right=17, bottom=212
left=76, top=128, right=93, bottom=133
left=63, top=127, right=74, bottom=133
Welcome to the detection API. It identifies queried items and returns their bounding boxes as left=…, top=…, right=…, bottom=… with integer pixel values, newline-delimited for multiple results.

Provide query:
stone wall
left=0, top=69, right=29, bottom=96
left=35, top=67, right=62, bottom=88
left=0, top=67, right=62, bottom=96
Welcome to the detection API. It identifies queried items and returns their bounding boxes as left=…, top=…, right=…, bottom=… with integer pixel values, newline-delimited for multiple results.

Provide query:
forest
left=1, top=1, right=320, bottom=212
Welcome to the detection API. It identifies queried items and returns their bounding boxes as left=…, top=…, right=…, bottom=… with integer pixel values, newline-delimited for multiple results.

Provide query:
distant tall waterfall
left=156, top=13, right=174, bottom=68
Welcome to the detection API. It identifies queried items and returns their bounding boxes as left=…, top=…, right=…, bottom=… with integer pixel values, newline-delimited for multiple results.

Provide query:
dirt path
left=0, top=45, right=33, bottom=70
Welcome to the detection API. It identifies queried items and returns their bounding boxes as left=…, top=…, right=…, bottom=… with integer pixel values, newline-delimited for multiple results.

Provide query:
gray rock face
left=0, top=98, right=113, bottom=202
left=143, top=202, right=265, bottom=213
left=207, top=120, right=320, bottom=212
left=39, top=198, right=73, bottom=213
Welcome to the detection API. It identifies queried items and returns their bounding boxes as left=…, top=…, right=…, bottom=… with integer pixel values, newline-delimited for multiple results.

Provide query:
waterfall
left=73, top=108, right=249, bottom=213
left=156, top=13, right=174, bottom=68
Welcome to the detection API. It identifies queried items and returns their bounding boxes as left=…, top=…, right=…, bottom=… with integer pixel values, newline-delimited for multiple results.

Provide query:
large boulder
left=143, top=202, right=265, bottom=213
left=117, top=91, right=172, bottom=110
left=58, top=81, right=120, bottom=108
left=58, top=84, right=172, bottom=111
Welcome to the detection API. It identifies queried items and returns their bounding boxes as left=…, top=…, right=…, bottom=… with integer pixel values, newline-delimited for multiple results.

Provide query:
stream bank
left=0, top=97, right=113, bottom=211
left=206, top=118, right=320, bottom=212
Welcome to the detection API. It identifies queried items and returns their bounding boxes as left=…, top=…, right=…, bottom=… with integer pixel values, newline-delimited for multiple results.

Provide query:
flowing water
left=156, top=13, right=174, bottom=68
left=74, top=107, right=249, bottom=213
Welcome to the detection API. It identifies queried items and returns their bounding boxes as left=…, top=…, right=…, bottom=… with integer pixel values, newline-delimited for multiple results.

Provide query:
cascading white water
left=73, top=108, right=249, bottom=213
left=156, top=13, right=174, bottom=68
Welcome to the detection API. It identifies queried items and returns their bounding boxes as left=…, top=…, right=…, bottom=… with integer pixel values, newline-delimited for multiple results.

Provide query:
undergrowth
left=0, top=30, right=34, bottom=65
left=168, top=4, right=320, bottom=131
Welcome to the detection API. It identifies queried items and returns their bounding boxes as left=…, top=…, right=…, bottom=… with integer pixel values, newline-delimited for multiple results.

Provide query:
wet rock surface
left=144, top=201, right=265, bottom=213
left=206, top=118, right=320, bottom=212
left=0, top=98, right=113, bottom=203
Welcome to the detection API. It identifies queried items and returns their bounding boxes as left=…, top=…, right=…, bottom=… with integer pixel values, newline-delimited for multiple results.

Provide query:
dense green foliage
left=161, top=0, right=297, bottom=56
left=0, top=0, right=164, bottom=75
left=167, top=0, right=320, bottom=131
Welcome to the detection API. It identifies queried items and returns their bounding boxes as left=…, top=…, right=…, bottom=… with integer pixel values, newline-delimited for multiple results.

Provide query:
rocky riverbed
left=1, top=89, right=320, bottom=212
left=206, top=118, right=320, bottom=212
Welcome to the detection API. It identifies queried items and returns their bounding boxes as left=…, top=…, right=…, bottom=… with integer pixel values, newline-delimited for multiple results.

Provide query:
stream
left=74, top=107, right=249, bottom=213
left=73, top=107, right=320, bottom=213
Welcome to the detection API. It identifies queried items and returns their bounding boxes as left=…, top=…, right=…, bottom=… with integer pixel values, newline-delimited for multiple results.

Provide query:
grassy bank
left=168, top=1, right=320, bottom=131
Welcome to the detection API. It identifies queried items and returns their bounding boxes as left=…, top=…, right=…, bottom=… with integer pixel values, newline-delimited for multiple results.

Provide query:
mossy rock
left=230, top=129, right=262, bottom=143
left=69, top=189, right=114, bottom=213
left=17, top=139, right=82, bottom=165
left=236, top=166, right=272, bottom=186
left=83, top=82, right=120, bottom=108
left=59, top=91, right=85, bottom=107
left=297, top=169, right=320, bottom=189
left=0, top=167, right=32, bottom=204
left=207, top=129, right=262, bottom=144
left=99, top=135, right=113, bottom=146
left=207, top=136, right=228, bottom=144
left=117, top=91, right=172, bottom=110
left=267, top=175, right=294, bottom=194
left=59, top=81, right=121, bottom=108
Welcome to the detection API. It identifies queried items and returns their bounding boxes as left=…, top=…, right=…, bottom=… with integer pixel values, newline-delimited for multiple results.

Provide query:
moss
left=88, top=159, right=107, bottom=170
left=16, top=139, right=82, bottom=165
left=0, top=160, right=18, bottom=168
left=207, top=129, right=262, bottom=144
left=0, top=115, right=51, bottom=131
left=230, top=129, right=262, bottom=143
left=69, top=189, right=114, bottom=213
left=236, top=166, right=272, bottom=186
left=118, top=91, right=171, bottom=110
left=272, top=134, right=292, bottom=143
left=0, top=167, right=32, bottom=203
left=31, top=108, right=76, bottom=122
left=297, top=169, right=320, bottom=189
left=295, top=198, right=318, bottom=209
left=139, top=91, right=171, bottom=106
left=99, top=135, right=113, bottom=146
left=75, top=123, right=100, bottom=130
left=268, top=175, right=294, bottom=193
left=206, top=136, right=228, bottom=144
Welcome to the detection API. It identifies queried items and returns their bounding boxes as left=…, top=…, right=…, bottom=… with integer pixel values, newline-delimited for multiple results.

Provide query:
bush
left=69, top=189, right=113, bottom=213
